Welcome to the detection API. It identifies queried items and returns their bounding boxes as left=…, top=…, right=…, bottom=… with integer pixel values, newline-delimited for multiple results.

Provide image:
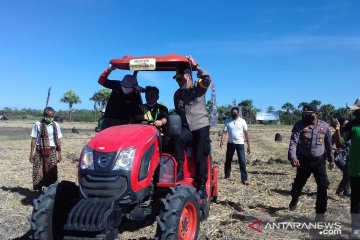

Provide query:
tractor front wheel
left=29, top=181, right=79, bottom=240
left=156, top=186, right=200, bottom=240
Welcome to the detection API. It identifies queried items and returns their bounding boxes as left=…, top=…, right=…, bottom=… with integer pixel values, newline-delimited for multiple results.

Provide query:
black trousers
left=350, top=177, right=360, bottom=229
left=335, top=152, right=350, bottom=194
left=170, top=126, right=210, bottom=186
left=291, top=156, right=330, bottom=214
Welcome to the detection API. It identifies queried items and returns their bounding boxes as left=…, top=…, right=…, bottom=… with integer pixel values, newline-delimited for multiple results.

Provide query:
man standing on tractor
left=98, top=65, right=144, bottom=130
left=172, top=56, right=212, bottom=199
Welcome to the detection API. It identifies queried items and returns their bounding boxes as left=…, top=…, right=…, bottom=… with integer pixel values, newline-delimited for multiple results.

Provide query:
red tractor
left=29, top=54, right=218, bottom=240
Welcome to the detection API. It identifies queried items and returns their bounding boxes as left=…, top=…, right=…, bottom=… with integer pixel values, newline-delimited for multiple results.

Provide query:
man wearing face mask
left=220, top=107, right=251, bottom=184
left=141, top=86, right=169, bottom=133
left=288, top=104, right=334, bottom=218
left=98, top=65, right=144, bottom=130
left=30, top=107, right=62, bottom=192
left=172, top=56, right=211, bottom=199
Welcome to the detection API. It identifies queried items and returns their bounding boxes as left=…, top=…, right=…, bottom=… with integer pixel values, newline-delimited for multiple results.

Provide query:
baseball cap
left=173, top=68, right=192, bottom=79
left=303, top=104, right=317, bottom=113
left=348, top=98, right=360, bottom=110
left=121, top=74, right=144, bottom=91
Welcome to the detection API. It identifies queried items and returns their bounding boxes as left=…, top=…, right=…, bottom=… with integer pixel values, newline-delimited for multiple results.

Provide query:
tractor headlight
left=80, top=145, right=94, bottom=170
left=113, top=147, right=136, bottom=171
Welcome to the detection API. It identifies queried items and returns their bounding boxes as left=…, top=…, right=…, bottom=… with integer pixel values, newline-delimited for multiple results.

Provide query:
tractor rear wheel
left=29, top=181, right=79, bottom=240
left=156, top=185, right=200, bottom=240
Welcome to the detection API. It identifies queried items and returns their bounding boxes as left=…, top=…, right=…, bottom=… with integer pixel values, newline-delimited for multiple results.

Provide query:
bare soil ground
left=0, top=120, right=353, bottom=239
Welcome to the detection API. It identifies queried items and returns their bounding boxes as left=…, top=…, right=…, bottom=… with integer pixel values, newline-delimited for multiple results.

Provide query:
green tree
left=310, top=100, right=322, bottom=107
left=2, top=107, right=13, bottom=116
left=333, top=107, right=348, bottom=120
left=90, top=89, right=111, bottom=110
left=90, top=89, right=111, bottom=121
left=60, top=90, right=81, bottom=121
left=281, top=102, right=295, bottom=124
left=217, top=105, right=232, bottom=123
left=297, top=102, right=308, bottom=109
left=267, top=106, right=275, bottom=112
left=318, top=104, right=335, bottom=122
left=282, top=102, right=295, bottom=114
left=238, top=99, right=256, bottom=124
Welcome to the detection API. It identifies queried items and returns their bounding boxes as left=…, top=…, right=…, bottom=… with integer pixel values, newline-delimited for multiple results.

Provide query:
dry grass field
left=0, top=120, right=353, bottom=239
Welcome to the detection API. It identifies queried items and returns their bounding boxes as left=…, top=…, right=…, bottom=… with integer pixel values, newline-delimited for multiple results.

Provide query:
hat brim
left=134, top=86, right=144, bottom=92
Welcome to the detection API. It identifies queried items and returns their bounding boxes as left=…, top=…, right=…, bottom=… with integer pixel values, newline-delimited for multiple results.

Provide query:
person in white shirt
left=29, top=107, right=63, bottom=191
left=220, top=107, right=251, bottom=184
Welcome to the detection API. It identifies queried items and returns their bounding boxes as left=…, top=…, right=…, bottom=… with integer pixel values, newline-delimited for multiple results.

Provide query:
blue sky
left=1, top=0, right=359, bottom=112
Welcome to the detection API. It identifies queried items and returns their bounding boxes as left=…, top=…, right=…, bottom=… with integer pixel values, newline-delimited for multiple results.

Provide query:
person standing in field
left=29, top=107, right=62, bottom=192
left=220, top=107, right=251, bottom=185
left=334, top=98, right=360, bottom=238
left=288, top=104, right=334, bottom=217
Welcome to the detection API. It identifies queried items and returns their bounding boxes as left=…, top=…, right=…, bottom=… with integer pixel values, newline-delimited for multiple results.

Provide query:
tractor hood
left=88, top=124, right=159, bottom=153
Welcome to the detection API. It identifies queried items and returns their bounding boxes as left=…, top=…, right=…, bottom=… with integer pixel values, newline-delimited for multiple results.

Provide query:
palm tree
left=267, top=106, right=275, bottom=112
left=310, top=100, right=322, bottom=108
left=281, top=102, right=295, bottom=124
left=297, top=102, right=308, bottom=110
left=60, top=90, right=81, bottom=121
left=238, top=99, right=255, bottom=124
left=318, top=104, right=335, bottom=122
left=90, top=89, right=111, bottom=121
left=90, top=89, right=111, bottom=110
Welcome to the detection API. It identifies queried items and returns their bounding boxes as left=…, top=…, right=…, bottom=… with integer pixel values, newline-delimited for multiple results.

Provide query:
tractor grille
left=64, top=198, right=115, bottom=232
left=80, top=175, right=127, bottom=200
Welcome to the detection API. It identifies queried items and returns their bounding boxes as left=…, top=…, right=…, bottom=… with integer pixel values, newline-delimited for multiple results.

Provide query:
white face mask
left=122, top=87, right=134, bottom=95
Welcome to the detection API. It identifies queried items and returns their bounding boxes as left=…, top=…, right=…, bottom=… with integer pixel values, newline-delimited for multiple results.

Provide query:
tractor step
left=64, top=228, right=118, bottom=240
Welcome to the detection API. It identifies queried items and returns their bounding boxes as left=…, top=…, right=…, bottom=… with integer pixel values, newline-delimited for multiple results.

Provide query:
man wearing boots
left=288, top=104, right=334, bottom=217
left=172, top=56, right=211, bottom=199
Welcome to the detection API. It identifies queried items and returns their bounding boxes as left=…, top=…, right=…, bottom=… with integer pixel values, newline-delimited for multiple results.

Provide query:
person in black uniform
left=288, top=104, right=334, bottom=217
left=98, top=65, right=144, bottom=130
